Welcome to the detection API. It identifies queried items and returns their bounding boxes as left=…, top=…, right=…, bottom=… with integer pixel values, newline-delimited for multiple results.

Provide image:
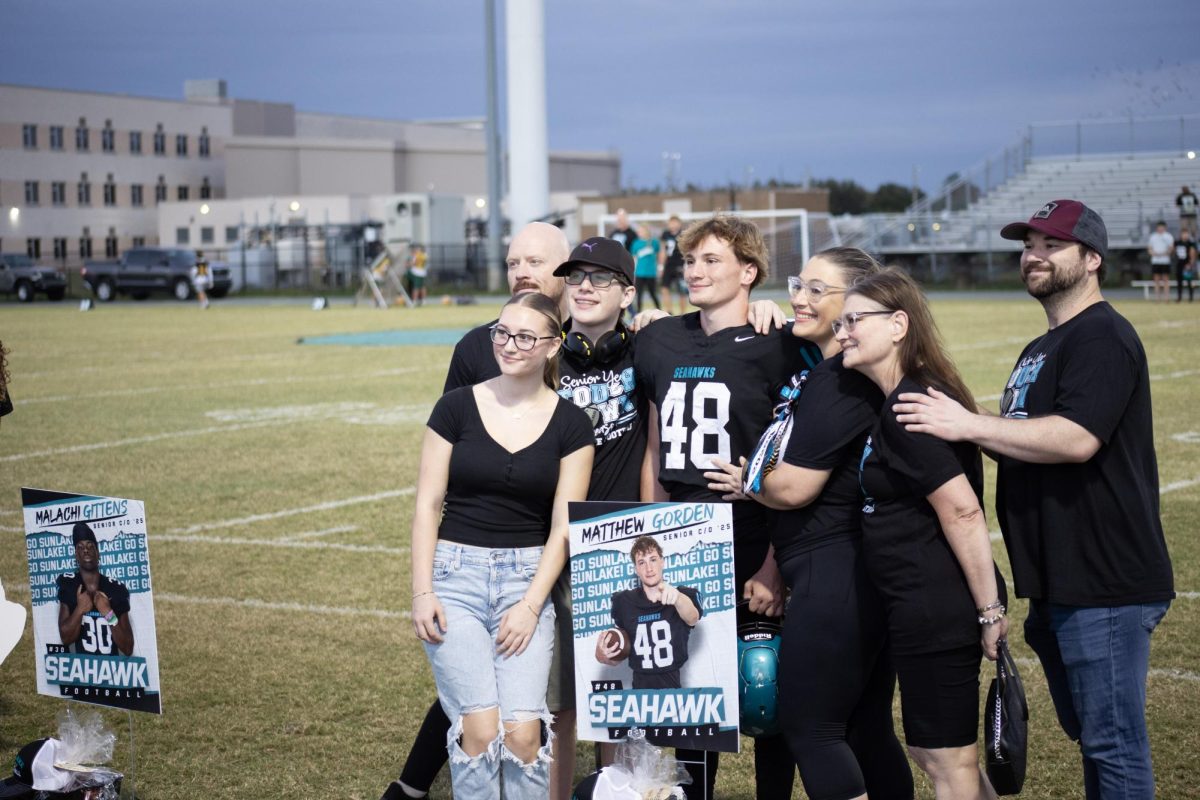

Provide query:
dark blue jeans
left=1024, top=600, right=1170, bottom=799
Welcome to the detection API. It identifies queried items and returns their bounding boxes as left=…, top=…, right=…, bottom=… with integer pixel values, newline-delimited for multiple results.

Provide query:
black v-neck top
left=428, top=386, right=594, bottom=547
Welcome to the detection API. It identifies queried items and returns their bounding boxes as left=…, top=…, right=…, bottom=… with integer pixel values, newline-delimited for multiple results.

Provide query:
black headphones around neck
left=560, top=320, right=631, bottom=369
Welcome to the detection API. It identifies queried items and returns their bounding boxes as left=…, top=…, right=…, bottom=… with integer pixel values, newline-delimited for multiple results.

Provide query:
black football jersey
left=56, top=572, right=131, bottom=656
left=634, top=313, right=820, bottom=504
left=610, top=585, right=703, bottom=675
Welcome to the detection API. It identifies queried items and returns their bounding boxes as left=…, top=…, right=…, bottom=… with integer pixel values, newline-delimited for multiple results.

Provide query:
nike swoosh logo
left=734, top=335, right=756, bottom=342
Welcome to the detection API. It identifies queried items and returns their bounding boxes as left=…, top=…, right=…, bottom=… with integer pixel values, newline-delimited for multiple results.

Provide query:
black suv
left=0, top=253, right=67, bottom=301
left=82, top=247, right=232, bottom=301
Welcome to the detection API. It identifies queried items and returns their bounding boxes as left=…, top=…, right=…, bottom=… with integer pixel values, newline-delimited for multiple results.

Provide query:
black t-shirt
left=443, top=321, right=501, bottom=393
left=660, top=230, right=683, bottom=274
left=859, top=376, right=992, bottom=655
left=771, top=354, right=882, bottom=561
left=634, top=314, right=820, bottom=544
left=1177, top=191, right=1198, bottom=217
left=428, top=387, right=594, bottom=548
left=610, top=227, right=638, bottom=252
left=996, top=302, right=1174, bottom=606
left=558, top=340, right=647, bottom=502
left=1175, top=240, right=1197, bottom=268
left=611, top=584, right=703, bottom=685
left=56, top=572, right=131, bottom=656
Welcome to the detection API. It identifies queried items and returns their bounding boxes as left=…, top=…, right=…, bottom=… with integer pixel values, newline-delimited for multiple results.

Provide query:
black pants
left=1176, top=264, right=1195, bottom=301
left=777, top=540, right=913, bottom=800
left=635, top=276, right=661, bottom=312
left=398, top=702, right=450, bottom=792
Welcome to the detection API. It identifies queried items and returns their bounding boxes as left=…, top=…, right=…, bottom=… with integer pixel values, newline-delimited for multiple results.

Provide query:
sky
left=3, top=0, right=1198, bottom=195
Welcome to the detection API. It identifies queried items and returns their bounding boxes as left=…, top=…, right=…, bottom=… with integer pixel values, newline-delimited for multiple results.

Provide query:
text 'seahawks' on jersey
left=634, top=313, right=821, bottom=544
left=56, top=572, right=131, bottom=656
left=610, top=584, right=703, bottom=689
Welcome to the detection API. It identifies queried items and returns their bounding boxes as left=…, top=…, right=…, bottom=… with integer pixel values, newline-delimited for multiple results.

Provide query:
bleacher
left=852, top=152, right=1200, bottom=257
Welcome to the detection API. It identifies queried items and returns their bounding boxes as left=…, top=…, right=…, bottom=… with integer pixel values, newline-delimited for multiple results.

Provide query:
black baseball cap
left=1000, top=199, right=1108, bottom=254
left=71, top=522, right=96, bottom=546
left=0, top=738, right=66, bottom=797
left=553, top=238, right=635, bottom=286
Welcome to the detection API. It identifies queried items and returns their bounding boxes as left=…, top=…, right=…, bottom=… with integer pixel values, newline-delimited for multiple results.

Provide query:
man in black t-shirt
left=596, top=536, right=701, bottom=690
left=57, top=522, right=134, bottom=657
left=659, top=215, right=686, bottom=314
left=635, top=214, right=816, bottom=800
left=894, top=199, right=1174, bottom=798
left=608, top=208, right=638, bottom=253
left=1176, top=185, right=1197, bottom=235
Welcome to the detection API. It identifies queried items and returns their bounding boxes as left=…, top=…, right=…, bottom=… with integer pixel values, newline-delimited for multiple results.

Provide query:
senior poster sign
left=22, top=488, right=162, bottom=714
left=569, top=501, right=739, bottom=753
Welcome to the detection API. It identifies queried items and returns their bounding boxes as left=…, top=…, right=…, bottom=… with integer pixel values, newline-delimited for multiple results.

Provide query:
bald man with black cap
left=57, top=522, right=134, bottom=657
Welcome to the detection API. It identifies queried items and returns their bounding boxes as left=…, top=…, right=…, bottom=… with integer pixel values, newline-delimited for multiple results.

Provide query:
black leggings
left=635, top=277, right=661, bottom=312
left=399, top=701, right=450, bottom=792
left=1177, top=264, right=1195, bottom=301
left=777, top=540, right=913, bottom=800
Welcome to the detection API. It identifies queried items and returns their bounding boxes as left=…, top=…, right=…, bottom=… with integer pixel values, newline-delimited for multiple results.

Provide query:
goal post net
left=596, top=208, right=842, bottom=290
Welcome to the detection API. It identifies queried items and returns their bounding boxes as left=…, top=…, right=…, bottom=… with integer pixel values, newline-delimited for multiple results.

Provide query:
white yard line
left=1013, top=656, right=1200, bottom=684
left=164, top=488, right=414, bottom=535
left=152, top=533, right=407, bottom=556
left=0, top=419, right=289, bottom=463
left=974, top=367, right=1199, bottom=407
left=954, top=336, right=1033, bottom=352
left=1161, top=475, right=1200, bottom=495
left=155, top=592, right=410, bottom=620
left=22, top=367, right=425, bottom=405
left=277, top=525, right=360, bottom=542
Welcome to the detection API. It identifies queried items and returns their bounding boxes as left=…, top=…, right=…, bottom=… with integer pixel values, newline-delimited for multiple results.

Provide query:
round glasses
left=564, top=268, right=625, bottom=289
left=831, top=310, right=893, bottom=335
left=787, top=276, right=845, bottom=303
left=490, top=326, right=558, bottom=351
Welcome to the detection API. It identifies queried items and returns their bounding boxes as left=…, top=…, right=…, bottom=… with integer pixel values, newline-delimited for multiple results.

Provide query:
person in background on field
left=191, top=250, right=211, bottom=309
left=1174, top=228, right=1196, bottom=303
left=609, top=208, right=638, bottom=252
left=410, top=291, right=594, bottom=800
left=407, top=245, right=429, bottom=307
left=0, top=340, right=11, bottom=425
left=659, top=215, right=687, bottom=314
left=894, top=199, right=1175, bottom=799
left=1176, top=185, right=1197, bottom=236
left=1147, top=221, right=1173, bottom=302
left=631, top=224, right=661, bottom=314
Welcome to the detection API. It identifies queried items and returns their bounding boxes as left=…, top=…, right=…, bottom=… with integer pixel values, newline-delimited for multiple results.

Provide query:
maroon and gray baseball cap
left=1000, top=200, right=1108, bottom=254
left=553, top=237, right=635, bottom=285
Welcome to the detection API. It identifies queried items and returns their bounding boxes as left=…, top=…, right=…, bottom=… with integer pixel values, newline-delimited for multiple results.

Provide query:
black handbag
left=985, top=640, right=1029, bottom=795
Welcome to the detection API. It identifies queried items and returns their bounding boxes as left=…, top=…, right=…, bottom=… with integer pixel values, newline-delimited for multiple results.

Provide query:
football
left=600, top=627, right=631, bottom=661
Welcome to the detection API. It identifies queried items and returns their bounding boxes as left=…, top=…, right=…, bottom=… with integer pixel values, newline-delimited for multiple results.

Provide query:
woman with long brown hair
left=836, top=268, right=1007, bottom=799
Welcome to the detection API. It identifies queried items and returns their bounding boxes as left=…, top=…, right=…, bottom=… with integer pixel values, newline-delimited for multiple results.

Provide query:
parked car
left=0, top=253, right=68, bottom=302
left=82, top=248, right=232, bottom=302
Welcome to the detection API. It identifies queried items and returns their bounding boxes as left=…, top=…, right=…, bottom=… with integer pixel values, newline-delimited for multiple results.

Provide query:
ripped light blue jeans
left=423, top=541, right=556, bottom=800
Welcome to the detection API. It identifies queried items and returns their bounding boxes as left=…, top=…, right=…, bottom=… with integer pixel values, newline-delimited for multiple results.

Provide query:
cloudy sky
left=4, top=0, right=1197, bottom=193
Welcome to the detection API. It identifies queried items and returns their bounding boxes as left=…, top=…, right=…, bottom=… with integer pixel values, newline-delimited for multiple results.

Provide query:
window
left=78, top=174, right=91, bottom=206
left=79, top=236, right=93, bottom=259
left=131, top=236, right=146, bottom=247
left=51, top=182, right=66, bottom=206
left=24, top=181, right=39, bottom=205
left=103, top=175, right=116, bottom=207
left=101, top=121, right=115, bottom=153
left=53, top=238, right=68, bottom=260
left=155, top=176, right=167, bottom=203
left=49, top=125, right=64, bottom=150
left=153, top=124, right=165, bottom=155
left=177, top=185, right=189, bottom=201
left=225, top=226, right=240, bottom=243
left=22, top=124, right=37, bottom=149
left=129, top=130, right=142, bottom=154
left=105, top=234, right=118, bottom=258
left=200, top=227, right=214, bottom=245
left=26, top=238, right=41, bottom=259
left=130, top=184, right=143, bottom=207
left=176, top=227, right=190, bottom=245
left=75, top=118, right=89, bottom=151
left=200, top=177, right=211, bottom=199
left=199, top=127, right=210, bottom=158
left=175, top=134, right=188, bottom=157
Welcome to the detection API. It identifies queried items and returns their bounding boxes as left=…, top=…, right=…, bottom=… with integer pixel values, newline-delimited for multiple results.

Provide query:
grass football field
left=0, top=294, right=1196, bottom=799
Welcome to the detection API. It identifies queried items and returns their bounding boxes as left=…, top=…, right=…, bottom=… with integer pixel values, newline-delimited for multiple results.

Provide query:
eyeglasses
left=490, top=326, right=558, bottom=351
left=831, top=310, right=894, bottom=335
left=787, top=276, right=845, bottom=302
left=564, top=268, right=625, bottom=289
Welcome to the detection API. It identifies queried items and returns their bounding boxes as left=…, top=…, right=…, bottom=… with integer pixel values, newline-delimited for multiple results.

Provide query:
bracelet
left=104, top=611, right=117, bottom=625
left=522, top=599, right=540, bottom=618
left=977, top=600, right=1005, bottom=614
left=412, top=591, right=435, bottom=600
left=978, top=609, right=1007, bottom=626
